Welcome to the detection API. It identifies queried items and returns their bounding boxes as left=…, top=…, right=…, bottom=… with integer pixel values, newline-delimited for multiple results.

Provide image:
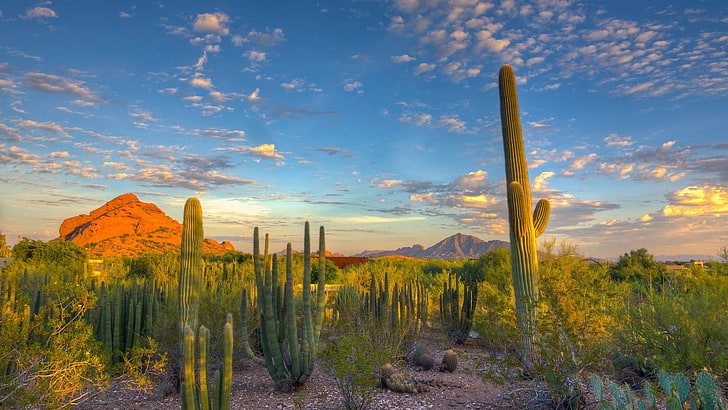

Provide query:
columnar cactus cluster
left=93, top=279, right=162, bottom=364
left=439, top=272, right=477, bottom=344
left=181, top=315, right=233, bottom=410
left=360, top=271, right=428, bottom=336
left=241, top=222, right=327, bottom=392
left=498, top=64, right=551, bottom=361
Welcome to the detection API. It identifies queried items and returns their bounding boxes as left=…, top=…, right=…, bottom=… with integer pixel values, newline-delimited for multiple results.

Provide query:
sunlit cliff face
left=60, top=193, right=233, bottom=257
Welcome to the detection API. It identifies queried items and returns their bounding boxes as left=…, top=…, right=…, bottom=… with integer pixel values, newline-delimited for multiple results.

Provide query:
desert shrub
left=13, top=237, right=86, bottom=271
left=118, top=336, right=168, bottom=391
left=0, top=270, right=109, bottom=407
left=472, top=248, right=519, bottom=352
left=533, top=241, right=619, bottom=408
left=612, top=270, right=728, bottom=376
left=323, top=333, right=395, bottom=410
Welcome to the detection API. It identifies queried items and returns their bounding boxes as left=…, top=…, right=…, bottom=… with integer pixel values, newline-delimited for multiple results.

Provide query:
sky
left=1, top=0, right=727, bottom=259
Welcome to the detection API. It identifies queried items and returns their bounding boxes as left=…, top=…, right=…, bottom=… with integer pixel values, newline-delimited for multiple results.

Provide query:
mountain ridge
left=356, top=233, right=508, bottom=260
left=60, top=193, right=234, bottom=257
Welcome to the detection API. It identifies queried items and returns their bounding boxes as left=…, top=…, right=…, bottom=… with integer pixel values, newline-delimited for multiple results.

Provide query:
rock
left=60, top=193, right=234, bottom=257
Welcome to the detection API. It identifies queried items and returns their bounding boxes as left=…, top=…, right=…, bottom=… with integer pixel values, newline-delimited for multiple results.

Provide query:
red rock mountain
left=60, top=193, right=234, bottom=257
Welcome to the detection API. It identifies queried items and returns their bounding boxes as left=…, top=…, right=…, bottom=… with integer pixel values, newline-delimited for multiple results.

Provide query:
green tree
left=312, top=258, right=339, bottom=283
left=608, top=248, right=666, bottom=286
left=12, top=237, right=86, bottom=268
left=12, top=237, right=45, bottom=261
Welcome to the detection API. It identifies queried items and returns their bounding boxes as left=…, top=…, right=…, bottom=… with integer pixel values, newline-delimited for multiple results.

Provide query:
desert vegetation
left=1, top=228, right=727, bottom=408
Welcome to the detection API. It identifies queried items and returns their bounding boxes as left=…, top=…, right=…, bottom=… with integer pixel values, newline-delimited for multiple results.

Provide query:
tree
left=12, top=237, right=86, bottom=268
left=312, top=258, right=339, bottom=284
left=12, top=237, right=45, bottom=261
left=608, top=248, right=666, bottom=285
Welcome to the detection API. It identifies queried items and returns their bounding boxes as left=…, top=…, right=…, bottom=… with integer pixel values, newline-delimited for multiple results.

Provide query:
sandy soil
left=73, top=339, right=559, bottom=410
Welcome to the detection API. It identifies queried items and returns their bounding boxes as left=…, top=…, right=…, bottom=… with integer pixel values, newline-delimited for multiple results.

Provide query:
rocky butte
left=60, top=193, right=234, bottom=257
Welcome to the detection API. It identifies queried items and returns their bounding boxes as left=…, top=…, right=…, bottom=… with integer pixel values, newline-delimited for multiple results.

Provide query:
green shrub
left=323, top=333, right=394, bottom=410
left=612, top=271, right=728, bottom=375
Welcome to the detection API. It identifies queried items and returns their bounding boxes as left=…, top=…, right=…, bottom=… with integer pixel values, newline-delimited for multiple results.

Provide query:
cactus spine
left=242, top=222, right=326, bottom=392
left=498, top=64, right=551, bottom=362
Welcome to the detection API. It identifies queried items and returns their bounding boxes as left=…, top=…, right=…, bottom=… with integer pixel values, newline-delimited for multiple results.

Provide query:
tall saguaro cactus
left=179, top=197, right=203, bottom=342
left=178, top=197, right=203, bottom=409
left=498, top=64, right=551, bottom=362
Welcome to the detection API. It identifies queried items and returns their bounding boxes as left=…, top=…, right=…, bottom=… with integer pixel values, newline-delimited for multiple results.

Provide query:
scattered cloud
left=189, top=76, right=213, bottom=89
left=307, top=147, right=354, bottom=157
left=25, top=72, right=105, bottom=103
left=23, top=7, right=57, bottom=19
left=413, top=63, right=436, bottom=75
left=663, top=185, right=728, bottom=217
left=193, top=13, right=230, bottom=35
left=392, top=54, right=416, bottom=63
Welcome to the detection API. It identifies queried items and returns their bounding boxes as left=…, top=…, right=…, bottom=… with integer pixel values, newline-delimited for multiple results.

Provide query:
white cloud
left=395, top=0, right=419, bottom=14
left=413, top=63, right=436, bottom=75
left=190, top=77, right=213, bottom=89
left=24, top=7, right=57, bottom=19
left=392, top=54, right=416, bottom=63
left=193, top=13, right=230, bottom=35
left=244, top=50, right=267, bottom=62
left=604, top=134, right=633, bottom=147
left=344, top=81, right=363, bottom=92
left=399, top=113, right=432, bottom=126
left=246, top=88, right=262, bottom=101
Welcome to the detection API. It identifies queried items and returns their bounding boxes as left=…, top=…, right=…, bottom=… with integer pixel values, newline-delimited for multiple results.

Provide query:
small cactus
left=440, top=349, right=457, bottom=373
left=413, top=346, right=434, bottom=370
left=380, top=364, right=429, bottom=394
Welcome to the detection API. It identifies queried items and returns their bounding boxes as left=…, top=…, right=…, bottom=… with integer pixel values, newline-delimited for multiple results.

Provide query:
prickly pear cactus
left=498, top=64, right=551, bottom=362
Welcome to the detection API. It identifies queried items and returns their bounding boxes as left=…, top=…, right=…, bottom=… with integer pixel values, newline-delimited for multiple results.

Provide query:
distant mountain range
left=356, top=233, right=508, bottom=260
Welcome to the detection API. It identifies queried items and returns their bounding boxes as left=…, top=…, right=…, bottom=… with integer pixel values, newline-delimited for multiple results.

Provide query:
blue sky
left=1, top=0, right=726, bottom=258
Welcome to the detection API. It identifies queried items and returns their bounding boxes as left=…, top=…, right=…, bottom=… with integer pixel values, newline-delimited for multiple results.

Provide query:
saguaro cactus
left=178, top=197, right=204, bottom=409
left=179, top=197, right=203, bottom=343
left=498, top=64, right=551, bottom=362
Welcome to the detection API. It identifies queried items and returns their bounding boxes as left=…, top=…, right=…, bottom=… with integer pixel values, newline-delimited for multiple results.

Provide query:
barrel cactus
left=440, top=349, right=458, bottom=373
left=498, top=64, right=551, bottom=362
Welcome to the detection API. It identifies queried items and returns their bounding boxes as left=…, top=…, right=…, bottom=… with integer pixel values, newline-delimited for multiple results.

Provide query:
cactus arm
left=300, top=222, right=313, bottom=377
left=533, top=198, right=551, bottom=237
left=259, top=232, right=289, bottom=389
left=221, top=314, right=233, bottom=410
left=181, top=324, right=196, bottom=410
left=198, top=325, right=210, bottom=410
left=507, top=182, right=530, bottom=238
left=312, top=225, right=326, bottom=350
left=284, top=243, right=301, bottom=379
left=239, top=288, right=264, bottom=365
